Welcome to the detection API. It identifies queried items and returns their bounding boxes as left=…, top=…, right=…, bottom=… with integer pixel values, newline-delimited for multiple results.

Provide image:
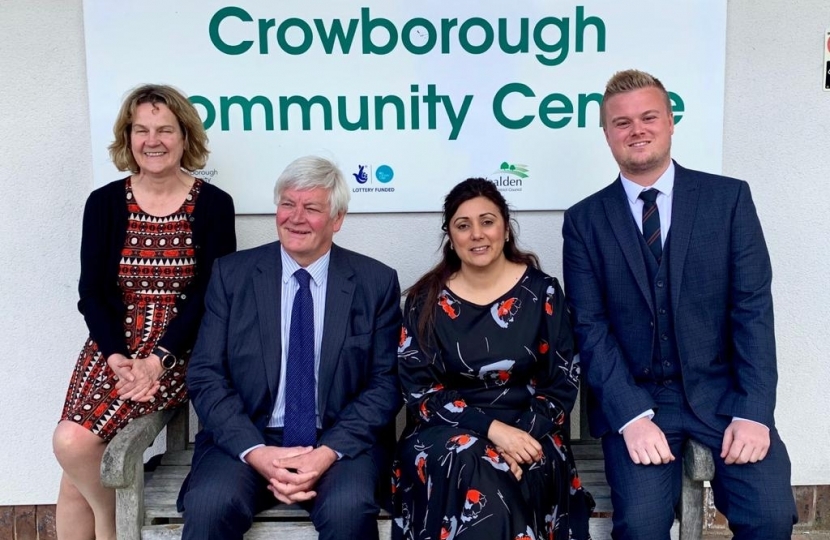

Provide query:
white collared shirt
left=239, top=247, right=336, bottom=462
left=619, top=161, right=675, bottom=247
left=268, top=246, right=331, bottom=428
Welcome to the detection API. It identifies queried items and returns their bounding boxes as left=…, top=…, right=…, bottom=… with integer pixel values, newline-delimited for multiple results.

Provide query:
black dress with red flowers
left=392, top=267, right=592, bottom=540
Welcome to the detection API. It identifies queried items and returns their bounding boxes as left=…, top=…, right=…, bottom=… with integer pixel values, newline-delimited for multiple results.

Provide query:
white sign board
left=83, top=1, right=726, bottom=213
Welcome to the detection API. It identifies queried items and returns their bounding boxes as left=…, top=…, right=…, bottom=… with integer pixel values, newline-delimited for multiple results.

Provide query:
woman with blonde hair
left=52, top=84, right=236, bottom=539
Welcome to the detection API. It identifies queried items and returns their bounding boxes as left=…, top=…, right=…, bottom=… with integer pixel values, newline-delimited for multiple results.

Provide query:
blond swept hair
left=600, top=69, right=672, bottom=127
left=108, top=84, right=209, bottom=173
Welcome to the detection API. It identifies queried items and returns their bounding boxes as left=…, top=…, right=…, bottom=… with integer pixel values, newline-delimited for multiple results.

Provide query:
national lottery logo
left=353, top=164, right=369, bottom=184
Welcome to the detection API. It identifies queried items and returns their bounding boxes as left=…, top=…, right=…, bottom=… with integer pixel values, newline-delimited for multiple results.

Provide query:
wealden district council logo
left=487, top=161, right=527, bottom=192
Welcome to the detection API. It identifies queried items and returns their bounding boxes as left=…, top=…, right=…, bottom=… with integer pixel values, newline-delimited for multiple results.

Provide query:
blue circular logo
left=375, top=165, right=394, bottom=183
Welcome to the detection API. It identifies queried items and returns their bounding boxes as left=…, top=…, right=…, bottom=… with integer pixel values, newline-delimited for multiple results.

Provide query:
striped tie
left=639, top=189, right=662, bottom=262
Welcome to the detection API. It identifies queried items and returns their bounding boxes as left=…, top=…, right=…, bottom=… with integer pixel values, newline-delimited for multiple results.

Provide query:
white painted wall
left=0, top=0, right=827, bottom=504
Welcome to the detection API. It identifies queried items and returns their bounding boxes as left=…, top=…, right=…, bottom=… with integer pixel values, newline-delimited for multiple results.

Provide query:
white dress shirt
left=619, top=160, right=675, bottom=247
left=240, top=247, right=331, bottom=461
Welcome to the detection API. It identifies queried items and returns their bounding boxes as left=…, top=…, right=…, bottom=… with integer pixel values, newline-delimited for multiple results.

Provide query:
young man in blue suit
left=178, top=156, right=402, bottom=540
left=562, top=70, right=797, bottom=539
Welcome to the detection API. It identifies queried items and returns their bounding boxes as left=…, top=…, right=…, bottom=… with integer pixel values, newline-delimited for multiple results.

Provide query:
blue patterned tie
left=283, top=269, right=317, bottom=447
left=639, top=189, right=662, bottom=262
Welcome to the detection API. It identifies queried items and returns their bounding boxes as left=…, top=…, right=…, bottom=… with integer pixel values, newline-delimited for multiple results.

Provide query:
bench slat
left=141, top=520, right=394, bottom=540
left=158, top=451, right=193, bottom=467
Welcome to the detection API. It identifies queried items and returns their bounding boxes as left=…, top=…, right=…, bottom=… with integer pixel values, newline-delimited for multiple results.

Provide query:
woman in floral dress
left=393, top=178, right=592, bottom=540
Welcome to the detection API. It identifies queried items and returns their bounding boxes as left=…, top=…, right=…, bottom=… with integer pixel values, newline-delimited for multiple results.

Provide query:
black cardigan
left=77, top=178, right=236, bottom=359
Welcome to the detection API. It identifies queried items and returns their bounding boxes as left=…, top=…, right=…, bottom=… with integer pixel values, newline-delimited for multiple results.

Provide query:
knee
left=313, top=488, right=378, bottom=534
left=728, top=507, right=795, bottom=540
left=52, top=421, right=101, bottom=466
left=714, top=465, right=796, bottom=539
left=182, top=484, right=255, bottom=531
left=612, top=499, right=676, bottom=540
left=761, top=511, right=796, bottom=537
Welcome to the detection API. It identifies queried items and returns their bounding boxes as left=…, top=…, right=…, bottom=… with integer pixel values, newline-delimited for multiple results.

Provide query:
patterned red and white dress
left=61, top=178, right=200, bottom=441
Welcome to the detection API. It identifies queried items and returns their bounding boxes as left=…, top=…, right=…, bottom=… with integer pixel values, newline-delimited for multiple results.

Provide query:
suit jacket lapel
left=254, top=242, right=282, bottom=400
left=318, top=245, right=355, bottom=416
left=603, top=178, right=653, bottom=310
left=668, top=163, right=700, bottom=311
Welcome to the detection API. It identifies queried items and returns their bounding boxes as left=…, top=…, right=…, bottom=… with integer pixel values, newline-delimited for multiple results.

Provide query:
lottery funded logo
left=351, top=163, right=395, bottom=193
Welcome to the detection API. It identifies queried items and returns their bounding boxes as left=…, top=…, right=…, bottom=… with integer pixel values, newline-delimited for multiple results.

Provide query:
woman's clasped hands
left=107, top=353, right=162, bottom=402
left=487, top=420, right=543, bottom=481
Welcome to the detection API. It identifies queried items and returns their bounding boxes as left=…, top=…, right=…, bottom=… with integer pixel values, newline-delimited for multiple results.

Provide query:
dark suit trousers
left=180, top=430, right=381, bottom=540
left=601, top=383, right=796, bottom=540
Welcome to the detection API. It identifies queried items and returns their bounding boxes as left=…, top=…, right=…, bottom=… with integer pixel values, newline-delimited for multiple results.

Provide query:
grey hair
left=273, top=156, right=350, bottom=217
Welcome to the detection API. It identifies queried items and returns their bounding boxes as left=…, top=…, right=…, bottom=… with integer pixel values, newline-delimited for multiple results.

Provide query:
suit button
left=643, top=368, right=650, bottom=375
left=663, top=360, right=672, bottom=367
left=649, top=321, right=654, bottom=328
left=656, top=280, right=664, bottom=288
left=661, top=334, right=668, bottom=341
left=659, top=307, right=667, bottom=315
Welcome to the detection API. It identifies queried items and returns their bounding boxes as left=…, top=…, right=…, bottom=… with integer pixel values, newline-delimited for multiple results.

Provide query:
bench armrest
left=100, top=408, right=178, bottom=489
left=679, top=439, right=715, bottom=540
left=683, top=438, right=715, bottom=482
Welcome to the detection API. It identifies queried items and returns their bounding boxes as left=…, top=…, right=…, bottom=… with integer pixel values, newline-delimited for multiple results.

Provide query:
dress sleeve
left=517, top=276, right=580, bottom=440
left=398, top=294, right=494, bottom=437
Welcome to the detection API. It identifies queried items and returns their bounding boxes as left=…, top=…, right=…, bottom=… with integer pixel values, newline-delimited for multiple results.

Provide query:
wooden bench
left=101, top=407, right=392, bottom=540
left=101, top=406, right=714, bottom=540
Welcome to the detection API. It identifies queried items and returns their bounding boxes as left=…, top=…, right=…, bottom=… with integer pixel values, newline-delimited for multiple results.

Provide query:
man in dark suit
left=178, top=156, right=402, bottom=540
left=562, top=70, right=797, bottom=539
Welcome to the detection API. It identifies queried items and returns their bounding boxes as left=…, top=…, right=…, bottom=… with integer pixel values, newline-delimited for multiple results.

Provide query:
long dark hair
left=405, top=178, right=540, bottom=347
